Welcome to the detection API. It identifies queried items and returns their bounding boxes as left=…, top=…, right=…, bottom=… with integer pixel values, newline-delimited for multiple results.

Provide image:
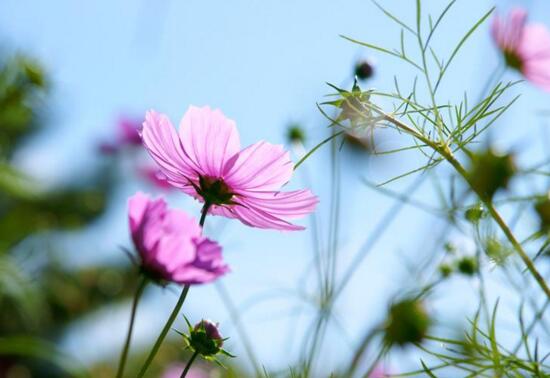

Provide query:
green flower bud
left=468, top=148, right=516, bottom=200
left=438, top=263, right=453, bottom=278
left=384, top=299, right=430, bottom=346
left=180, top=317, right=234, bottom=362
left=464, top=204, right=486, bottom=224
left=190, top=320, right=223, bottom=356
left=287, top=124, right=306, bottom=144
left=456, top=256, right=477, bottom=276
left=444, top=242, right=456, bottom=254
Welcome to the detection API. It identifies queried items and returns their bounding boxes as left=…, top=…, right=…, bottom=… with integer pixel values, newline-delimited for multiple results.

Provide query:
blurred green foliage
left=0, top=53, right=119, bottom=377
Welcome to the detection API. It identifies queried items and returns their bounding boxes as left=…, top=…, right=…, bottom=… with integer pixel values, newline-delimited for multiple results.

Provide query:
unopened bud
left=384, top=299, right=430, bottom=346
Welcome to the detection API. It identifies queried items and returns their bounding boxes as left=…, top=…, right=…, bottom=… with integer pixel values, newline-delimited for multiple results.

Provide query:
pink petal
left=141, top=110, right=197, bottom=187
left=228, top=200, right=306, bottom=231
left=179, top=106, right=241, bottom=178
left=156, top=210, right=202, bottom=270
left=243, top=189, right=319, bottom=218
left=172, top=238, right=229, bottom=284
left=224, top=141, right=294, bottom=192
left=491, top=8, right=527, bottom=51
left=128, top=192, right=151, bottom=234
left=520, top=24, right=550, bottom=91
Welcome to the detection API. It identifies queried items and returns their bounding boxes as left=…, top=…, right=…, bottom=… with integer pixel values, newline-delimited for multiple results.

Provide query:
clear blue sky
left=2, top=0, right=549, bottom=374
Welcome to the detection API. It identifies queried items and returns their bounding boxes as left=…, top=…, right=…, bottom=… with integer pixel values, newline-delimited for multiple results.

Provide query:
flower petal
left=224, top=141, right=294, bottom=192
left=204, top=188, right=318, bottom=231
left=172, top=238, right=229, bottom=284
left=141, top=110, right=197, bottom=187
left=179, top=106, right=241, bottom=178
left=491, top=8, right=527, bottom=51
left=243, top=189, right=319, bottom=218
left=153, top=210, right=202, bottom=272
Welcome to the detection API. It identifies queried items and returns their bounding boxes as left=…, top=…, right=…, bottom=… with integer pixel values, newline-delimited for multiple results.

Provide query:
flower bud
left=464, top=204, right=486, bottom=224
left=456, top=256, right=477, bottom=276
left=354, top=59, right=375, bottom=80
left=438, top=263, right=453, bottom=278
left=190, top=320, right=223, bottom=356
left=180, top=318, right=234, bottom=361
left=384, top=298, right=430, bottom=346
left=468, top=148, right=516, bottom=200
left=444, top=242, right=456, bottom=254
left=286, top=124, right=306, bottom=144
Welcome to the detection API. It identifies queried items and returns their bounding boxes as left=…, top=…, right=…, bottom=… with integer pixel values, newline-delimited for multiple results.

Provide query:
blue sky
left=2, top=0, right=550, bottom=374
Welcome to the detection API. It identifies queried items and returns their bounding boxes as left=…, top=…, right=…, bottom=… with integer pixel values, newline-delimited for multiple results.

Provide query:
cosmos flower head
left=128, top=192, right=229, bottom=285
left=141, top=105, right=318, bottom=231
left=491, top=8, right=550, bottom=91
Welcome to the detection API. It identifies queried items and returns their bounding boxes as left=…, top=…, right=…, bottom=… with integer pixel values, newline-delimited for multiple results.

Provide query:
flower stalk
left=180, top=351, right=199, bottom=378
left=380, top=111, right=550, bottom=300
left=116, top=277, right=147, bottom=378
left=136, top=284, right=191, bottom=378
left=137, top=201, right=212, bottom=378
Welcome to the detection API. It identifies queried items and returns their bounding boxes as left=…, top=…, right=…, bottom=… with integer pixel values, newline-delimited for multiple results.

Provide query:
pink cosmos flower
left=141, top=106, right=318, bottom=231
left=491, top=8, right=550, bottom=91
left=99, top=116, right=142, bottom=154
left=128, top=192, right=229, bottom=284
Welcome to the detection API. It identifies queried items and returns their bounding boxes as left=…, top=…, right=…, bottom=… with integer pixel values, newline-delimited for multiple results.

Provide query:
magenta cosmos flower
left=491, top=8, right=550, bottom=91
left=141, top=106, right=318, bottom=231
left=128, top=192, right=229, bottom=284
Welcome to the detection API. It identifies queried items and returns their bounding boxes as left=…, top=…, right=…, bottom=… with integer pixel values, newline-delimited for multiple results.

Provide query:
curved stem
left=137, top=284, right=191, bottom=378
left=116, top=277, right=147, bottom=378
left=381, top=112, right=550, bottom=300
left=180, top=351, right=199, bottom=378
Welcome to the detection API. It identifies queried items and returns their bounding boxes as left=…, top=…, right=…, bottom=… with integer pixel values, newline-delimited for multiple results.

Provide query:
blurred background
left=1, top=0, right=550, bottom=377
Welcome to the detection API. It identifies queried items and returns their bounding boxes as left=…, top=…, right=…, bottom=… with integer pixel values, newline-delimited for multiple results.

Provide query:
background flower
left=492, top=8, right=550, bottom=91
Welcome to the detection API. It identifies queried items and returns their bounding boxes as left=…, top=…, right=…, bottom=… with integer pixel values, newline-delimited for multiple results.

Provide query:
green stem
left=345, top=327, right=381, bottom=377
left=116, top=277, right=147, bottom=378
left=199, top=202, right=211, bottom=227
left=180, top=351, right=199, bottom=378
left=381, top=112, right=550, bottom=300
left=137, top=284, right=191, bottom=378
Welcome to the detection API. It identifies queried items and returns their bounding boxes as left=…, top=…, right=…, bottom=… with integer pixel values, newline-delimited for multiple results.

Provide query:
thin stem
left=116, top=277, right=147, bottom=378
left=381, top=112, right=550, bottom=300
left=180, top=351, right=199, bottom=378
left=215, top=281, right=262, bottom=375
left=345, top=327, right=381, bottom=377
left=199, top=202, right=211, bottom=227
left=137, top=285, right=191, bottom=378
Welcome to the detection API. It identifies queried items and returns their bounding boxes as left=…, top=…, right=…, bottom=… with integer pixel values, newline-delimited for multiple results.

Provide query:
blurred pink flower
left=128, top=192, right=229, bottom=284
left=99, top=116, right=142, bottom=154
left=369, top=365, right=390, bottom=378
left=491, top=8, right=550, bottom=91
left=161, top=363, right=208, bottom=378
left=141, top=106, right=318, bottom=231
left=139, top=166, right=173, bottom=190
